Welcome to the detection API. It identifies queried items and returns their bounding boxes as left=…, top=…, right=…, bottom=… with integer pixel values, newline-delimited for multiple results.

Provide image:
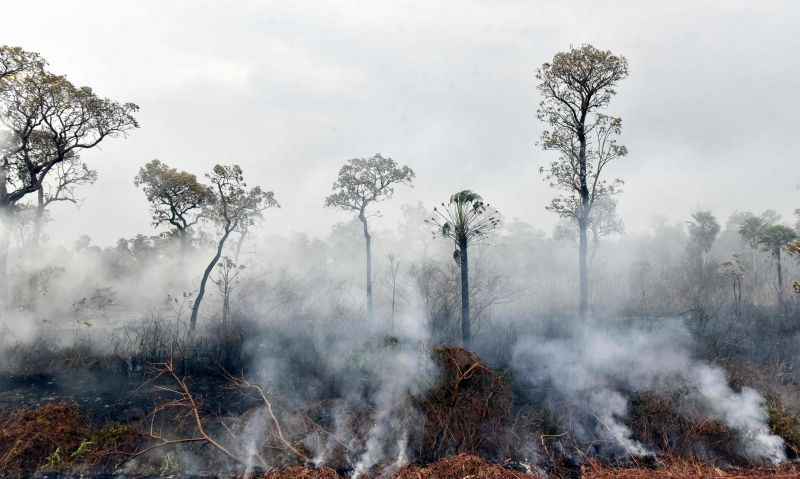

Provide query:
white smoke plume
left=512, top=318, right=786, bottom=464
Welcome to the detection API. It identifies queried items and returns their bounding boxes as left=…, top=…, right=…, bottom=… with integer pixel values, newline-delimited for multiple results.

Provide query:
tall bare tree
left=134, top=159, right=212, bottom=249
left=190, top=164, right=278, bottom=330
left=428, top=190, right=500, bottom=346
left=324, top=154, right=414, bottom=322
left=536, top=44, right=629, bottom=318
left=0, top=46, right=138, bottom=308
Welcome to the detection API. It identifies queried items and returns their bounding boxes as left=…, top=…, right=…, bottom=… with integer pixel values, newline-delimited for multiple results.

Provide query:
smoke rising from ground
left=0, top=201, right=798, bottom=473
left=512, top=319, right=785, bottom=464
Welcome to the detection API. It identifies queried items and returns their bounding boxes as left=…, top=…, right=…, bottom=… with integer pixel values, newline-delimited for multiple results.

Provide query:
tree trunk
left=0, top=203, right=10, bottom=312
left=775, top=248, right=784, bottom=310
left=459, top=237, right=470, bottom=347
left=578, top=216, right=589, bottom=318
left=190, top=229, right=231, bottom=331
left=234, top=229, right=247, bottom=264
left=32, top=185, right=44, bottom=249
left=359, top=212, right=374, bottom=322
left=0, top=164, right=11, bottom=311
left=391, top=273, right=397, bottom=333
left=577, top=128, right=590, bottom=319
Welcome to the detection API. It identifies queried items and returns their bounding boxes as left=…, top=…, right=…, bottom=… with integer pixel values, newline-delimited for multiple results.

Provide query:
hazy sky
left=4, top=1, right=799, bottom=245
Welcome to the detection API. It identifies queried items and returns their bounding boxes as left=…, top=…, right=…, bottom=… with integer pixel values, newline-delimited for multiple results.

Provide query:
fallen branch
left=121, top=359, right=257, bottom=469
left=225, top=373, right=310, bottom=464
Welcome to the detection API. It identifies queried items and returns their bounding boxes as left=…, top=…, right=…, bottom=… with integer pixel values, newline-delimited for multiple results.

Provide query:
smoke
left=512, top=318, right=786, bottom=464
left=690, top=365, right=785, bottom=463
left=0, top=199, right=797, bottom=474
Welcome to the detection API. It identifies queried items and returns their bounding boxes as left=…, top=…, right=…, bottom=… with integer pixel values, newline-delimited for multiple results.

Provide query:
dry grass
left=263, top=465, right=341, bottom=479
left=582, top=457, right=800, bottom=478
left=395, top=453, right=541, bottom=479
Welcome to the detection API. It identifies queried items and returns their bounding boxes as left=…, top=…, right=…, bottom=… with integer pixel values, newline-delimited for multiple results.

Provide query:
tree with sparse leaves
left=0, top=45, right=138, bottom=309
left=428, top=190, right=500, bottom=346
left=536, top=44, right=629, bottom=319
left=134, top=159, right=212, bottom=249
left=33, top=152, right=98, bottom=247
left=190, top=164, right=278, bottom=331
left=324, top=154, right=414, bottom=322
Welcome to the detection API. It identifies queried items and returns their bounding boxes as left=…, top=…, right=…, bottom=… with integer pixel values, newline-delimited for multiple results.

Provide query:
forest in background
left=0, top=42, right=800, bottom=478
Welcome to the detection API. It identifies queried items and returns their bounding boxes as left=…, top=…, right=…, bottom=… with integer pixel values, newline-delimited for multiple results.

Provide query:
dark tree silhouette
left=324, top=154, right=414, bottom=322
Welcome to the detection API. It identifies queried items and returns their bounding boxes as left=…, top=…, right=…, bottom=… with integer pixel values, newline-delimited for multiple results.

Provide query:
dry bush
left=0, top=402, right=89, bottom=476
left=414, top=347, right=513, bottom=463
left=628, top=391, right=744, bottom=464
left=0, top=401, right=145, bottom=477
left=719, top=359, right=800, bottom=459
left=767, top=398, right=800, bottom=458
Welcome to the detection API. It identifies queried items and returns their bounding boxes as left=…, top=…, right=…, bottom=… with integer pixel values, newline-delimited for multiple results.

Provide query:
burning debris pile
left=416, top=347, right=513, bottom=463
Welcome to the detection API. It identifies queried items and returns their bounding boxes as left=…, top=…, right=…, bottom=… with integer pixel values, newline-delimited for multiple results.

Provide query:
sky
left=3, top=0, right=799, bottom=246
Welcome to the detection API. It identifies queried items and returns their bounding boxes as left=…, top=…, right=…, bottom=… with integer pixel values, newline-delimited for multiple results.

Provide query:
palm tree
left=757, top=224, right=797, bottom=309
left=428, top=190, right=500, bottom=346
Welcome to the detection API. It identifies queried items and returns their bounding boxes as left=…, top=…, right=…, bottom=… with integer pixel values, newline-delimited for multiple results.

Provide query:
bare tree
left=212, top=256, right=244, bottom=327
left=536, top=44, right=629, bottom=318
left=134, top=159, right=212, bottom=250
left=324, top=154, right=414, bottom=322
left=428, top=190, right=501, bottom=346
left=190, top=164, right=278, bottom=331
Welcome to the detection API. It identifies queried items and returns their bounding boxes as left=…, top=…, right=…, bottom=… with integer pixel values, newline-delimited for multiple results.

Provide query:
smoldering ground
left=1, top=205, right=799, bottom=477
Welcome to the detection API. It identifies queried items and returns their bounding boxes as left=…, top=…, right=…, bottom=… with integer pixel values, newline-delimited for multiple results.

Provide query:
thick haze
left=4, top=1, right=799, bottom=245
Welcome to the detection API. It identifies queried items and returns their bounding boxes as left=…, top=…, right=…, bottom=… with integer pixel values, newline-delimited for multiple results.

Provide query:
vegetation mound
left=0, top=401, right=142, bottom=477
left=0, top=401, right=89, bottom=475
left=416, top=347, right=514, bottom=462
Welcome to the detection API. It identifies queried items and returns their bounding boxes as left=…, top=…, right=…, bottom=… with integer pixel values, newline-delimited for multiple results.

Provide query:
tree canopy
left=134, top=159, right=212, bottom=238
left=537, top=44, right=629, bottom=222
left=324, top=154, right=414, bottom=215
left=1, top=62, right=139, bottom=207
left=429, top=190, right=501, bottom=250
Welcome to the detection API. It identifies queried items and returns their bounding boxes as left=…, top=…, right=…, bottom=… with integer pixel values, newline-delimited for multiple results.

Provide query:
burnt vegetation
left=1, top=41, right=800, bottom=479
